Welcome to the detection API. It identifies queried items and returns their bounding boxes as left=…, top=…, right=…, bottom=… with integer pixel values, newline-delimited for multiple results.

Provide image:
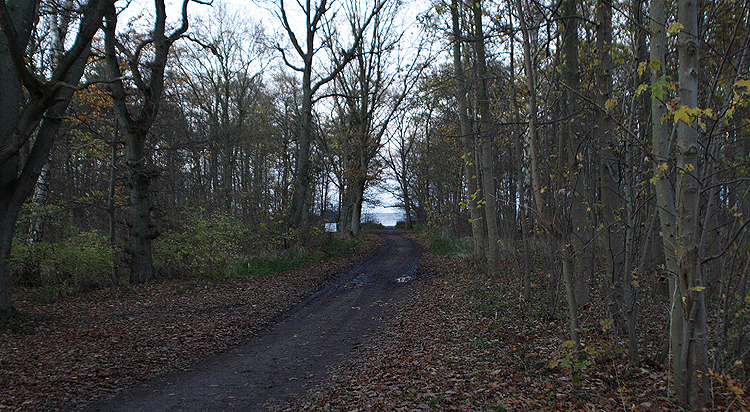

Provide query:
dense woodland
left=1, top=0, right=749, bottom=408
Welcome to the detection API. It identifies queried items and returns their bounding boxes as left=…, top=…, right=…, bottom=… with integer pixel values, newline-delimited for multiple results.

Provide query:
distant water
left=362, top=211, right=406, bottom=227
left=324, top=210, right=405, bottom=232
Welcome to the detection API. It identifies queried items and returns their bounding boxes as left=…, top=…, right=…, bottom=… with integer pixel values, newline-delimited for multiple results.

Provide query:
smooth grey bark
left=595, top=0, right=627, bottom=342
left=451, top=0, right=484, bottom=259
left=675, top=0, right=709, bottom=406
left=649, top=0, right=683, bottom=387
left=507, top=15, right=531, bottom=302
left=471, top=0, right=500, bottom=276
left=0, top=0, right=113, bottom=310
left=559, top=0, right=590, bottom=307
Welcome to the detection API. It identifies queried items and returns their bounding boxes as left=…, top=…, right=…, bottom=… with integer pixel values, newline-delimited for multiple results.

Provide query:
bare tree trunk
left=515, top=0, right=579, bottom=344
left=26, top=160, right=51, bottom=244
left=291, top=80, right=314, bottom=229
left=0, top=0, right=108, bottom=309
left=559, top=0, right=590, bottom=306
left=108, top=140, right=120, bottom=284
left=675, top=0, right=709, bottom=406
left=103, top=0, right=193, bottom=283
left=594, top=0, right=627, bottom=341
left=451, top=0, right=485, bottom=259
left=508, top=21, right=531, bottom=301
left=649, top=0, right=683, bottom=387
left=471, top=0, right=500, bottom=276
left=25, top=1, right=76, bottom=246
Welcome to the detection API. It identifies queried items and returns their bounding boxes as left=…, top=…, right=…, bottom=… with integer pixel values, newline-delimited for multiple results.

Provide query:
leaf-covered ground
left=2, top=234, right=746, bottom=411
left=0, top=248, right=373, bottom=411
left=286, top=250, right=746, bottom=411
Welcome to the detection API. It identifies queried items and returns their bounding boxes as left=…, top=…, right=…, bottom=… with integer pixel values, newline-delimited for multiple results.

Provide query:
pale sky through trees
left=121, top=0, right=431, bottom=222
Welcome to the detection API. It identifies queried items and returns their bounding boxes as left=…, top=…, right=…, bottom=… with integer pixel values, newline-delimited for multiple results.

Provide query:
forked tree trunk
left=103, top=0, right=192, bottom=283
left=0, top=0, right=110, bottom=310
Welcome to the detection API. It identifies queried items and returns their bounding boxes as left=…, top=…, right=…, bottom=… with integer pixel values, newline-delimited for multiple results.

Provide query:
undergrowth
left=233, top=233, right=370, bottom=279
left=10, top=225, right=375, bottom=308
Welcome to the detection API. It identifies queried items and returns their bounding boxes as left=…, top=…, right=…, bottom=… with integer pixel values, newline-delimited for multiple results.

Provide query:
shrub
left=153, top=209, right=247, bottom=278
left=237, top=231, right=363, bottom=278
left=10, top=229, right=115, bottom=299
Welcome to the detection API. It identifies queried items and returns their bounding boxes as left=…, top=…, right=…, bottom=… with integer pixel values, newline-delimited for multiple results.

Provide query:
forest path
left=84, top=230, right=422, bottom=412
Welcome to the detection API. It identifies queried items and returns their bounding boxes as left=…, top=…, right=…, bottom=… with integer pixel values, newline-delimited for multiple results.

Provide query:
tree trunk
left=515, top=0, right=579, bottom=344
left=452, top=0, right=485, bottom=259
left=508, top=17, right=531, bottom=302
left=471, top=0, right=500, bottom=276
left=649, top=0, right=683, bottom=387
left=108, top=141, right=119, bottom=284
left=0, top=0, right=102, bottom=309
left=675, top=0, right=709, bottom=406
left=560, top=0, right=590, bottom=306
left=595, top=0, right=627, bottom=339
left=0, top=0, right=46, bottom=311
left=291, top=75, right=314, bottom=229
left=124, top=126, right=155, bottom=283
left=103, top=0, right=192, bottom=283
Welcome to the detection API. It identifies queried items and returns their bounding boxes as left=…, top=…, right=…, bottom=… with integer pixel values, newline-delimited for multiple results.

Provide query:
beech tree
left=674, top=0, right=709, bottom=405
left=471, top=0, right=501, bottom=276
left=102, top=0, right=207, bottom=283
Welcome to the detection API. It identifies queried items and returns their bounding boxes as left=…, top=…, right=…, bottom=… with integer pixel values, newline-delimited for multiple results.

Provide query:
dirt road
left=83, top=231, right=422, bottom=411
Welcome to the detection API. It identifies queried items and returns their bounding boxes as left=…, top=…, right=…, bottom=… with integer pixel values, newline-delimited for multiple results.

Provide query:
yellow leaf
left=605, top=98, right=618, bottom=112
left=724, top=106, right=735, bottom=124
left=674, top=106, right=692, bottom=124
left=637, top=62, right=648, bottom=76
left=691, top=286, right=706, bottom=292
left=635, top=83, right=649, bottom=96
left=735, top=79, right=750, bottom=92
left=667, top=22, right=684, bottom=35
